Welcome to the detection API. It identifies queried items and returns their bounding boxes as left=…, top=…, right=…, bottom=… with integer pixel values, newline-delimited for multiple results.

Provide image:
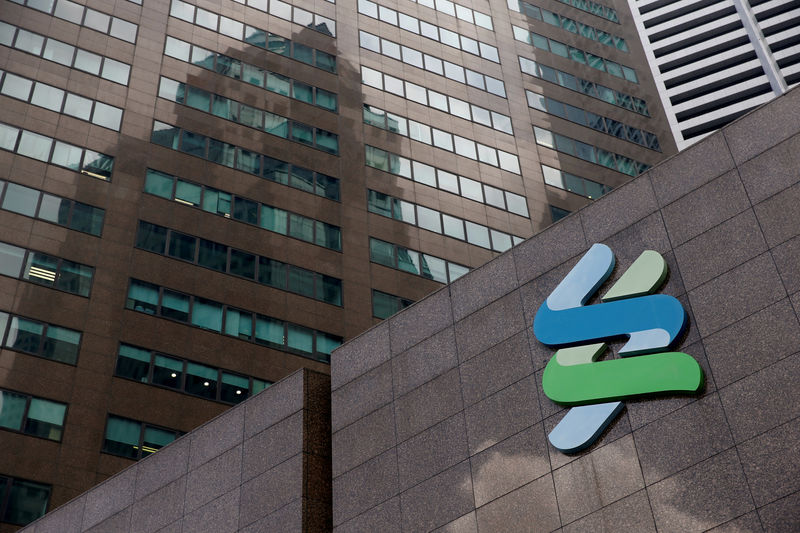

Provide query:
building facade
left=14, top=85, right=800, bottom=533
left=628, top=0, right=799, bottom=149
left=0, top=0, right=677, bottom=528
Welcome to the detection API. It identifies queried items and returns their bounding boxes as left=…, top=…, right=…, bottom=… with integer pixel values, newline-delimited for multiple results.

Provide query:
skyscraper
left=0, top=0, right=675, bottom=526
left=628, top=0, right=799, bottom=149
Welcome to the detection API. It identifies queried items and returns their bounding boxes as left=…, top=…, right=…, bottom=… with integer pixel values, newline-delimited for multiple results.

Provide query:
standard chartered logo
left=533, top=243, right=703, bottom=453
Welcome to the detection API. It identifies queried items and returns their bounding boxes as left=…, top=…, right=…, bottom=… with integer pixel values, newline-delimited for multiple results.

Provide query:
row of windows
left=0, top=180, right=104, bottom=236
left=533, top=126, right=650, bottom=177
left=0, top=22, right=131, bottom=85
left=115, top=343, right=272, bottom=406
left=541, top=164, right=612, bottom=200
left=512, top=25, right=638, bottom=83
left=357, top=0, right=500, bottom=62
left=367, top=190, right=524, bottom=253
left=515, top=0, right=627, bottom=53
left=126, top=279, right=341, bottom=362
left=0, top=475, right=50, bottom=526
left=363, top=104, right=521, bottom=174
left=0, top=242, right=94, bottom=297
left=150, top=122, right=339, bottom=201
left=369, top=237, right=469, bottom=284
left=10, top=0, right=138, bottom=43
left=144, top=168, right=342, bottom=251
left=158, top=77, right=338, bottom=155
left=359, top=31, right=505, bottom=98
left=0, top=389, right=66, bottom=442
left=409, top=0, right=492, bottom=29
left=235, top=0, right=332, bottom=10
left=170, top=0, right=335, bottom=38
left=361, top=66, right=513, bottom=135
left=0, top=69, right=123, bottom=131
left=518, top=56, right=649, bottom=117
left=550, top=205, right=571, bottom=222
left=136, top=220, right=343, bottom=306
left=373, top=289, right=413, bottom=319
left=0, top=122, right=114, bottom=181
left=164, top=36, right=337, bottom=112
left=365, top=145, right=529, bottom=217
left=102, top=414, right=181, bottom=461
left=0, top=311, right=81, bottom=365
left=527, top=90, right=661, bottom=151
left=549, top=0, right=618, bottom=23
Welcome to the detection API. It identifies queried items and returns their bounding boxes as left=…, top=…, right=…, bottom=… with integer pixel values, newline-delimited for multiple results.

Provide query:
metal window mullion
left=137, top=422, right=147, bottom=460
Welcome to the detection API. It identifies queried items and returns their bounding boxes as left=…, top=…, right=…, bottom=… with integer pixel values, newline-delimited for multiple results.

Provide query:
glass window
left=236, top=149, right=260, bottom=175
left=191, top=298, right=222, bottom=332
left=24, top=398, right=65, bottom=440
left=0, top=22, right=14, bottom=47
left=180, top=130, right=207, bottom=157
left=316, top=88, right=337, bottom=111
left=167, top=231, right=195, bottom=262
left=442, top=214, right=465, bottom=240
left=161, top=289, right=189, bottom=322
left=255, top=315, right=284, bottom=346
left=230, top=249, right=256, bottom=279
left=41, top=325, right=79, bottom=363
left=215, top=55, right=241, bottom=80
left=290, top=167, right=314, bottom=193
left=197, top=239, right=227, bottom=271
left=22, top=252, right=57, bottom=288
left=144, top=169, right=174, bottom=198
left=491, top=230, right=512, bottom=252
left=316, top=222, right=341, bottom=251
left=164, top=36, right=190, bottom=61
left=219, top=16, right=243, bottom=39
left=141, top=425, right=176, bottom=456
left=151, top=121, right=180, bottom=150
left=263, top=157, right=289, bottom=184
left=459, top=177, right=483, bottom=202
left=288, top=268, right=315, bottom=298
left=101, top=58, right=130, bottom=85
left=2, top=183, right=39, bottom=217
left=287, top=324, right=313, bottom=353
left=207, top=140, right=236, bottom=167
left=92, top=102, right=122, bottom=130
left=201, top=188, right=231, bottom=217
left=135, top=222, right=168, bottom=254
left=36, top=194, right=70, bottom=227
left=31, top=83, right=65, bottom=112
left=110, top=18, right=137, bottom=43
left=264, top=113, right=288, bottom=138
left=293, top=43, right=314, bottom=65
left=289, top=213, right=314, bottom=242
left=315, top=129, right=338, bottom=154
left=484, top=186, right=505, bottom=209
left=412, top=162, right=436, bottom=187
left=127, top=280, right=158, bottom=314
left=62, top=93, right=93, bottom=120
left=369, top=238, right=394, bottom=267
left=422, top=254, right=447, bottom=283
left=175, top=180, right=201, bottom=206
left=232, top=197, right=258, bottom=225
left=316, top=51, right=336, bottom=73
left=260, top=205, right=287, bottom=235
left=103, top=415, right=140, bottom=458
left=17, top=131, right=53, bottom=162
left=116, top=344, right=151, bottom=383
left=465, top=221, right=490, bottom=248
left=321, top=275, right=342, bottom=306
left=258, top=257, right=286, bottom=289
left=54, top=0, right=84, bottom=23
left=72, top=49, right=101, bottom=75
left=0, top=390, right=27, bottom=432
left=55, top=260, right=92, bottom=296
left=221, top=372, right=249, bottom=403
left=0, top=123, right=19, bottom=151
left=15, top=30, right=45, bottom=55
left=224, top=308, right=252, bottom=340
left=1, top=74, right=33, bottom=100
left=416, top=206, right=441, bottom=233
left=266, top=72, right=290, bottom=96
left=448, top=262, right=469, bottom=282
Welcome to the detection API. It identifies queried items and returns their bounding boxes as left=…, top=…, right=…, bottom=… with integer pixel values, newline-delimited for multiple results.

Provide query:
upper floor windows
left=369, top=237, right=469, bottom=284
left=0, top=311, right=81, bottom=365
left=408, top=0, right=493, bottom=29
left=136, top=220, right=343, bottom=306
left=518, top=56, right=649, bottom=116
left=102, top=414, right=181, bottom=461
left=359, top=31, right=506, bottom=98
left=0, top=241, right=94, bottom=297
left=367, top=190, right=524, bottom=253
left=533, top=126, right=651, bottom=176
left=126, top=280, right=341, bottom=362
left=541, top=164, right=612, bottom=200
left=0, top=389, right=67, bottom=442
left=171, top=0, right=334, bottom=37
left=144, top=168, right=342, bottom=251
left=0, top=180, right=104, bottom=236
left=527, top=90, right=661, bottom=151
left=363, top=105, right=521, bottom=174
left=358, top=0, right=499, bottom=62
left=115, top=343, right=272, bottom=405
left=513, top=0, right=626, bottom=51
left=0, top=122, right=114, bottom=181
left=551, top=0, right=619, bottom=23
left=361, top=66, right=513, bottom=135
left=157, top=77, right=338, bottom=155
left=373, top=290, right=414, bottom=319
left=0, top=70, right=123, bottom=131
left=512, top=25, right=638, bottom=83
left=164, top=36, right=337, bottom=112
left=10, top=0, right=138, bottom=43
left=0, top=22, right=131, bottom=85
left=365, top=146, right=529, bottom=217
left=0, top=475, right=50, bottom=526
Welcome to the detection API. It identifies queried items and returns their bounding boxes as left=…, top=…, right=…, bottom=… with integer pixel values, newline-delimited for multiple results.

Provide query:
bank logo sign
left=533, top=244, right=703, bottom=453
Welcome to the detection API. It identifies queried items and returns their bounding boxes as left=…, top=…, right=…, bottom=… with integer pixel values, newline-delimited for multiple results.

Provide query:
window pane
left=233, top=197, right=258, bottom=225
left=288, top=268, right=315, bottom=298
left=321, top=275, right=342, bottom=306
left=258, top=257, right=286, bottom=288
left=2, top=183, right=39, bottom=217
left=289, top=213, right=314, bottom=242
left=224, top=308, right=252, bottom=340
left=191, top=298, right=222, bottom=332
left=260, top=205, right=287, bottom=234
left=126, top=280, right=159, bottom=314
left=221, top=372, right=249, bottom=403
left=17, top=131, right=53, bottom=162
left=255, top=315, right=284, bottom=346
left=116, top=344, right=151, bottom=383
left=369, top=238, right=394, bottom=267
left=4, top=479, right=50, bottom=526
left=315, top=173, right=339, bottom=201
left=55, top=260, right=93, bottom=296
left=465, top=221, right=490, bottom=248
left=141, top=426, right=176, bottom=456
left=0, top=123, right=19, bottom=151
left=180, top=131, right=206, bottom=157
left=1, top=74, right=33, bottom=100
left=152, top=354, right=182, bottom=389
left=25, top=398, right=65, bottom=441
left=201, top=188, right=231, bottom=217
left=144, top=169, right=173, bottom=198
left=23, top=252, right=58, bottom=288
left=229, top=249, right=256, bottom=279
left=175, top=180, right=201, bottom=206
left=0, top=242, right=26, bottom=279
left=161, top=290, right=189, bottom=322
left=167, top=232, right=196, bottom=261
left=421, top=254, right=447, bottom=283
left=6, top=317, right=43, bottom=354
left=315, top=333, right=340, bottom=358
left=81, top=150, right=114, bottom=180
left=134, top=221, right=167, bottom=255
left=50, top=141, right=83, bottom=170
left=41, top=325, right=80, bottom=363
left=0, top=390, right=27, bottom=432
left=417, top=206, right=442, bottom=233
left=101, top=58, right=130, bottom=85
left=442, top=214, right=465, bottom=240
left=197, top=239, right=227, bottom=271
left=164, top=36, right=190, bottom=61
left=287, top=324, right=313, bottom=353
left=397, top=247, right=420, bottom=275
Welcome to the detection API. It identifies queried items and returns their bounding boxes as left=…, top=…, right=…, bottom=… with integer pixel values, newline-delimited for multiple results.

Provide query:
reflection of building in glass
left=0, top=0, right=678, bottom=526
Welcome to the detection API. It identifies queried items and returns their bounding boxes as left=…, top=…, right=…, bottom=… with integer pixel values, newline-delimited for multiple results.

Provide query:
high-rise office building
left=629, top=0, right=799, bottom=149
left=0, top=0, right=676, bottom=527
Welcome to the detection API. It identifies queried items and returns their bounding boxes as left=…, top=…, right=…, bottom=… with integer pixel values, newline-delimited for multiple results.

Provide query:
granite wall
left=20, top=368, right=331, bottom=533
left=331, top=87, right=800, bottom=532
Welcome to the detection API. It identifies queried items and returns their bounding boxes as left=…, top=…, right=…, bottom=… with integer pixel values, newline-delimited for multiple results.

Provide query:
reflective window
left=0, top=476, right=51, bottom=526
left=1, top=313, right=80, bottom=364
left=372, top=290, right=414, bottom=319
left=102, top=415, right=180, bottom=460
left=369, top=237, right=468, bottom=283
